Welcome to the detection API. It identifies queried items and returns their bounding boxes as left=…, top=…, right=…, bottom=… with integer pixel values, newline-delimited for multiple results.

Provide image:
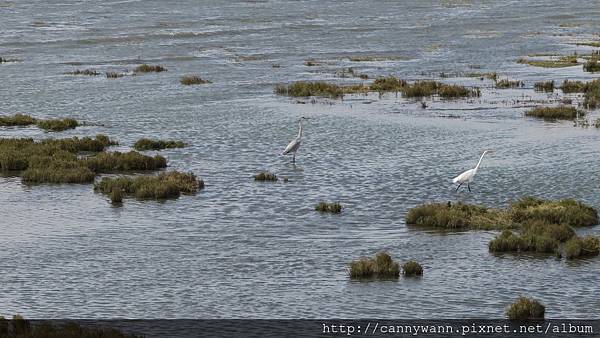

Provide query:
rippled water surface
left=1, top=0, right=600, bottom=318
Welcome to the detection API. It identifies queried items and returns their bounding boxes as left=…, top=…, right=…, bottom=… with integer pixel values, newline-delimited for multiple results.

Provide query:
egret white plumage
left=452, top=150, right=493, bottom=192
left=282, top=116, right=309, bottom=163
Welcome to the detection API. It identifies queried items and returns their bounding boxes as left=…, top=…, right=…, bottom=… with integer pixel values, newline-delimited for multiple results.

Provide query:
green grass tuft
left=509, top=196, right=598, bottom=227
left=36, top=118, right=79, bottom=132
left=254, top=171, right=278, bottom=181
left=0, top=114, right=37, bottom=127
left=507, top=297, right=545, bottom=320
left=94, top=171, right=202, bottom=202
left=495, top=79, right=524, bottom=89
left=180, top=75, right=211, bottom=85
left=405, top=201, right=513, bottom=230
left=67, top=69, right=100, bottom=76
left=524, top=106, right=582, bottom=120
left=133, top=138, right=186, bottom=151
left=534, top=80, right=554, bottom=92
left=85, top=151, right=167, bottom=172
left=106, top=72, right=125, bottom=78
left=518, top=55, right=579, bottom=68
left=134, top=64, right=167, bottom=73
left=348, top=252, right=400, bottom=279
left=402, top=260, right=423, bottom=276
left=583, top=57, right=600, bottom=73
left=563, top=236, right=600, bottom=259
left=315, top=201, right=342, bottom=213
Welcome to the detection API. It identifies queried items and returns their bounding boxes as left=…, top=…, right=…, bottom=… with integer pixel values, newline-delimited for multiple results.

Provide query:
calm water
left=1, top=0, right=599, bottom=318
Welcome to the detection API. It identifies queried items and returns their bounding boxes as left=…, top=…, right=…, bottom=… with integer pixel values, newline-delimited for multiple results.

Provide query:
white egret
left=282, top=116, right=309, bottom=163
left=452, top=150, right=493, bottom=192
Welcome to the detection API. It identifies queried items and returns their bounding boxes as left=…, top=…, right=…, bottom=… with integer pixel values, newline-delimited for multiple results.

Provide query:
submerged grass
left=36, top=118, right=79, bottom=131
left=0, top=114, right=37, bottom=127
left=348, top=252, right=400, bottom=279
left=315, top=201, right=342, bottom=213
left=94, top=171, right=202, bottom=202
left=583, top=57, right=600, bottom=73
left=407, top=197, right=597, bottom=231
left=524, top=106, right=582, bottom=120
left=0, top=314, right=142, bottom=338
left=405, top=201, right=513, bottom=230
left=402, top=260, right=423, bottom=276
left=506, top=297, right=545, bottom=320
left=133, top=138, right=186, bottom=151
left=254, top=171, right=278, bottom=181
left=534, top=80, right=554, bottom=92
left=134, top=64, right=167, bottom=73
left=106, top=72, right=125, bottom=78
left=180, top=75, right=211, bottom=85
left=275, top=77, right=478, bottom=99
left=66, top=69, right=100, bottom=76
left=518, top=55, right=579, bottom=68
left=0, top=136, right=170, bottom=184
left=495, top=79, right=524, bottom=89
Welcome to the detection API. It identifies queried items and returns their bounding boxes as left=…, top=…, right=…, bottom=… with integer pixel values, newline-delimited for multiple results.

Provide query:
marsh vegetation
left=0, top=315, right=142, bottom=337
left=402, top=260, right=423, bottom=276
left=348, top=252, right=400, bottom=279
left=518, top=55, right=579, bottom=68
left=134, top=64, right=167, bottom=73
left=66, top=69, right=100, bottom=76
left=506, top=297, right=545, bottom=320
left=315, top=201, right=342, bottom=213
left=534, top=80, right=554, bottom=92
left=94, top=171, right=202, bottom=202
left=524, top=106, right=582, bottom=120
left=0, top=114, right=80, bottom=131
left=180, top=75, right=211, bottom=85
left=275, top=77, right=479, bottom=99
left=133, top=138, right=186, bottom=151
left=254, top=171, right=278, bottom=181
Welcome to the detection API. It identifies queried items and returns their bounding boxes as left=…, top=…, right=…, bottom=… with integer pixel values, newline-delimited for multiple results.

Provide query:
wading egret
left=282, top=116, right=309, bottom=163
left=452, top=150, right=493, bottom=192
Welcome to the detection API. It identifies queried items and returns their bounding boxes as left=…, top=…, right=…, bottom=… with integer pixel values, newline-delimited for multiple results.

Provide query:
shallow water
left=1, top=0, right=600, bottom=318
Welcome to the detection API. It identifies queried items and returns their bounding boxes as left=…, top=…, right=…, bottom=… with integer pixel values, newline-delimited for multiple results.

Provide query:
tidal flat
left=1, top=0, right=600, bottom=320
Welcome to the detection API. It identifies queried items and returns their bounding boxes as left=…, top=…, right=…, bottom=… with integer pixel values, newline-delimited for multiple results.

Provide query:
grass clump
left=583, top=57, right=600, bottom=73
left=180, top=75, right=211, bottom=85
left=36, top=118, right=79, bottom=132
left=401, top=81, right=479, bottom=98
left=106, top=72, right=125, bottom=78
left=495, top=79, right=524, bottom=89
left=402, top=260, right=423, bottom=276
left=85, top=151, right=167, bottom=172
left=275, top=82, right=344, bottom=98
left=518, top=55, right=579, bottom=68
left=506, top=297, right=545, bottom=320
left=509, top=196, right=598, bottom=227
left=405, top=202, right=512, bottom=230
left=0, top=114, right=37, bottom=127
left=254, top=171, right=278, bottom=181
left=489, top=230, right=560, bottom=254
left=133, top=138, right=186, bottom=151
left=134, top=64, right=167, bottom=73
left=94, top=171, right=202, bottom=202
left=315, top=201, right=342, bottom=214
left=534, top=80, right=554, bottom=92
left=563, top=236, right=600, bottom=259
left=348, top=252, right=400, bottom=279
left=0, top=315, right=142, bottom=338
left=524, top=105, right=582, bottom=120
left=369, top=76, right=407, bottom=92
left=559, top=79, right=600, bottom=108
left=67, top=69, right=100, bottom=76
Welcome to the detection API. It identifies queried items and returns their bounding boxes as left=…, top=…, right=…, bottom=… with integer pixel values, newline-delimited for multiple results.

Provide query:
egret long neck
left=474, top=152, right=488, bottom=170
left=297, top=120, right=303, bottom=138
